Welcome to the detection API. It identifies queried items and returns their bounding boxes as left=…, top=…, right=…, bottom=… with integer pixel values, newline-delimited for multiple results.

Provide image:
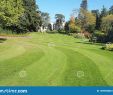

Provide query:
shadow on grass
left=0, top=38, right=7, bottom=43
left=47, top=32, right=58, bottom=34
left=47, top=31, right=67, bottom=35
left=47, top=31, right=58, bottom=34
left=76, top=41, right=104, bottom=46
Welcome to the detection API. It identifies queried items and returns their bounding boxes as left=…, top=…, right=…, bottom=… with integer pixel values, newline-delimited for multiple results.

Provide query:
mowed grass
left=0, top=32, right=113, bottom=86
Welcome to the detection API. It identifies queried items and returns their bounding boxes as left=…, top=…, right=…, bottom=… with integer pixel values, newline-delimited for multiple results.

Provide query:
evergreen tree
left=55, top=14, right=65, bottom=30
left=98, top=6, right=108, bottom=31
left=41, top=12, right=50, bottom=28
left=109, top=5, right=113, bottom=14
left=80, top=0, right=88, bottom=10
left=100, top=6, right=108, bottom=17
left=92, top=10, right=101, bottom=30
left=78, top=0, right=88, bottom=29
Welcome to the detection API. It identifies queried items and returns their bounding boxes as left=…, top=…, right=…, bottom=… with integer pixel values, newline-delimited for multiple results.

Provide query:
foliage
left=55, top=14, right=65, bottom=21
left=78, top=9, right=96, bottom=32
left=0, top=0, right=41, bottom=33
left=18, top=0, right=41, bottom=32
left=72, top=33, right=85, bottom=39
left=69, top=16, right=76, bottom=32
left=92, top=30, right=107, bottom=43
left=92, top=10, right=101, bottom=30
left=0, top=0, right=24, bottom=27
left=101, top=14, right=113, bottom=33
left=109, top=5, right=113, bottom=14
left=78, top=0, right=88, bottom=29
left=107, top=28, right=113, bottom=42
left=102, top=43, right=113, bottom=51
left=78, top=8, right=87, bottom=29
left=100, top=6, right=108, bottom=17
left=64, top=21, right=70, bottom=33
left=41, top=12, right=50, bottom=27
left=85, top=11, right=96, bottom=32
left=47, top=30, right=58, bottom=34
left=55, top=14, right=65, bottom=30
left=106, top=43, right=113, bottom=51
left=0, top=27, right=14, bottom=35
left=69, top=16, right=81, bottom=33
left=80, top=0, right=88, bottom=10
left=85, top=12, right=96, bottom=27
left=0, top=27, right=28, bottom=36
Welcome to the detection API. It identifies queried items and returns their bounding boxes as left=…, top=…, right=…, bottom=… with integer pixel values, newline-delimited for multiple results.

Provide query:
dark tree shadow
left=47, top=32, right=58, bottom=34
left=76, top=41, right=104, bottom=46
left=0, top=38, right=7, bottom=43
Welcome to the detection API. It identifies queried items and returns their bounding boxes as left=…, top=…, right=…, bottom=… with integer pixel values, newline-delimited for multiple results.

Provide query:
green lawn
left=0, top=32, right=113, bottom=86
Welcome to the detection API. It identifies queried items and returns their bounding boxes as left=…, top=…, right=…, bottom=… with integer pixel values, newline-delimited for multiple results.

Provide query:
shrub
left=83, top=32, right=91, bottom=39
left=106, top=43, right=113, bottom=51
left=47, top=30, right=58, bottom=34
left=58, top=30, right=66, bottom=34
left=93, top=30, right=107, bottom=43
left=75, top=26, right=81, bottom=33
left=69, top=26, right=81, bottom=33
left=102, top=43, right=113, bottom=51
left=107, top=29, right=113, bottom=42
left=0, top=27, right=18, bottom=36
left=72, top=33, right=85, bottom=39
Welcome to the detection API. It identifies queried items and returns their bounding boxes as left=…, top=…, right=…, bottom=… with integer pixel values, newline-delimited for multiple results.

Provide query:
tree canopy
left=0, top=0, right=24, bottom=27
left=0, top=0, right=41, bottom=33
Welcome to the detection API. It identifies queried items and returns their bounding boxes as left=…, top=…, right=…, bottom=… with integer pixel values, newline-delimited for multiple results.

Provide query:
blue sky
left=37, top=0, right=113, bottom=22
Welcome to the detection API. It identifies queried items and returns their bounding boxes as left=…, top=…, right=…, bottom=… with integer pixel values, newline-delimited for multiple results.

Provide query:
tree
left=85, top=11, right=96, bottom=33
left=64, top=21, right=70, bottom=33
left=69, top=16, right=81, bottom=33
left=18, top=0, right=41, bottom=32
left=80, top=0, right=88, bottom=11
left=107, top=28, right=113, bottom=42
left=79, top=9, right=96, bottom=32
left=100, top=15, right=113, bottom=42
left=92, top=10, right=101, bottom=30
left=78, top=9, right=87, bottom=29
left=55, top=14, right=65, bottom=30
left=0, top=0, right=41, bottom=33
left=0, top=0, right=24, bottom=29
left=41, top=12, right=50, bottom=28
left=69, top=16, right=76, bottom=33
left=109, top=5, right=113, bottom=14
left=78, top=0, right=88, bottom=30
left=101, top=6, right=108, bottom=17
left=101, top=14, right=113, bottom=33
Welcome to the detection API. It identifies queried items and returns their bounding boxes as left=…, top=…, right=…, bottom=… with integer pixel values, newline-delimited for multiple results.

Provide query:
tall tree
left=80, top=0, right=88, bottom=11
left=85, top=11, right=96, bottom=33
left=55, top=14, right=65, bottom=30
left=109, top=5, right=113, bottom=14
left=101, top=14, right=113, bottom=33
left=101, top=6, right=108, bottom=17
left=78, top=0, right=88, bottom=29
left=98, top=6, right=108, bottom=31
left=92, top=10, right=101, bottom=30
left=19, top=0, right=41, bottom=32
left=41, top=12, right=50, bottom=28
left=69, top=16, right=76, bottom=33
